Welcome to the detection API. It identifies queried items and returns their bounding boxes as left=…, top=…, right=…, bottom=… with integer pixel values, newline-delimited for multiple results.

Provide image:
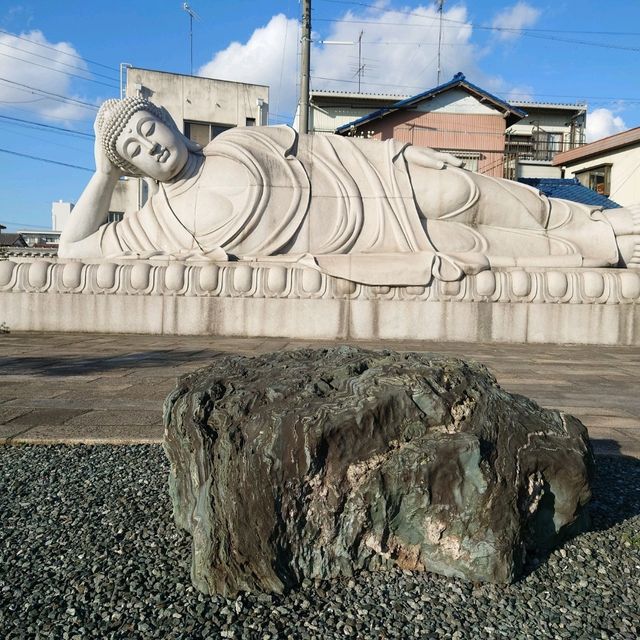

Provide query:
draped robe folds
left=95, top=125, right=621, bottom=285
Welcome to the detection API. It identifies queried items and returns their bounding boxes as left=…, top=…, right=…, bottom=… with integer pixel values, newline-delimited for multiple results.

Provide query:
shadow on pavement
left=0, top=350, right=223, bottom=376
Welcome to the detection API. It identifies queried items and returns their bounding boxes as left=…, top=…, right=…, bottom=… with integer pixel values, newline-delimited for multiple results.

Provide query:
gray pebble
left=0, top=445, right=638, bottom=640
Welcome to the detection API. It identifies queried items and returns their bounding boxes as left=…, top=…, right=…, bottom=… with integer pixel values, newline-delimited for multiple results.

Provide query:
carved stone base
left=2, top=256, right=640, bottom=344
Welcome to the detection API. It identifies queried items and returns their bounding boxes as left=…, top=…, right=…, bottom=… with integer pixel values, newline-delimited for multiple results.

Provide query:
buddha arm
left=58, top=125, right=127, bottom=259
left=58, top=171, right=120, bottom=258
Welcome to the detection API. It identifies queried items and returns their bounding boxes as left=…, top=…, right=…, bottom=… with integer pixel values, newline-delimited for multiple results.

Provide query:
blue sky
left=1, top=0, right=640, bottom=231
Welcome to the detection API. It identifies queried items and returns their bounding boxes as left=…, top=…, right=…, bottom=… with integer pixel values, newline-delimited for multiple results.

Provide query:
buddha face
left=115, top=110, right=189, bottom=181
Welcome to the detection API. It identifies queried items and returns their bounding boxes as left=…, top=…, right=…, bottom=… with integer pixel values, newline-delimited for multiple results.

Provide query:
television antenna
left=182, top=2, right=201, bottom=75
left=322, top=30, right=366, bottom=92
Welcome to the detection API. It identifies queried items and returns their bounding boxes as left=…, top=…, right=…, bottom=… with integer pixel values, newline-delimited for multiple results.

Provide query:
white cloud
left=491, top=2, right=540, bottom=41
left=198, top=5, right=484, bottom=123
left=586, top=108, right=627, bottom=142
left=0, top=30, right=94, bottom=121
left=312, top=4, right=478, bottom=94
left=198, top=14, right=299, bottom=124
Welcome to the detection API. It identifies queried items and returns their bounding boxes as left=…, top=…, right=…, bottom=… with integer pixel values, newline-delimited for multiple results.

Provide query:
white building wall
left=414, top=89, right=498, bottom=115
left=125, top=68, right=269, bottom=129
left=310, top=105, right=379, bottom=134
left=517, top=161, right=562, bottom=179
left=111, top=68, right=270, bottom=217
left=561, top=144, right=640, bottom=207
left=51, top=201, right=74, bottom=232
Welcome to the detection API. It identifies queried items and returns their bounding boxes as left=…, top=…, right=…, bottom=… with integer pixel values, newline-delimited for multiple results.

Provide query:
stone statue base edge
left=1, top=257, right=639, bottom=344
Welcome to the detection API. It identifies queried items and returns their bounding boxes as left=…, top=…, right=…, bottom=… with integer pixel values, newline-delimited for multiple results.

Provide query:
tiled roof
left=553, top=127, right=640, bottom=165
left=311, top=90, right=408, bottom=100
left=335, top=73, right=527, bottom=134
left=509, top=101, right=586, bottom=111
left=0, top=233, right=28, bottom=247
left=518, top=178, right=621, bottom=208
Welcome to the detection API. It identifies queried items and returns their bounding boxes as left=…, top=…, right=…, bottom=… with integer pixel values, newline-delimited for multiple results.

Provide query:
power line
left=0, top=51, right=119, bottom=89
left=0, top=114, right=94, bottom=138
left=0, top=122, right=88, bottom=154
left=317, top=0, right=640, bottom=36
left=0, top=96, right=47, bottom=104
left=0, top=40, right=118, bottom=82
left=0, top=219, right=58, bottom=229
left=0, top=146, right=93, bottom=171
left=313, top=17, right=640, bottom=52
left=0, top=76, right=99, bottom=111
left=311, top=74, right=640, bottom=105
left=0, top=28, right=119, bottom=72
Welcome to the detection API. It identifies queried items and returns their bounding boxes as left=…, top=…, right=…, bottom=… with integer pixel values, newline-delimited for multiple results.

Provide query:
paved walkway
left=0, top=332, right=638, bottom=458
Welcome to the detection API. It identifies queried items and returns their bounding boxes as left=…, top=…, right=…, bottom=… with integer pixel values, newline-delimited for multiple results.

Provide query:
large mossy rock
left=163, top=347, right=593, bottom=596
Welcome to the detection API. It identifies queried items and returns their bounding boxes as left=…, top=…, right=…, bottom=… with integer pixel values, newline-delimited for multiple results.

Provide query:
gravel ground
left=0, top=445, right=638, bottom=640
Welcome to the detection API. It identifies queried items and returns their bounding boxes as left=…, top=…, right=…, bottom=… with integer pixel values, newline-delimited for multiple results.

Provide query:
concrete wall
left=560, top=144, right=640, bottom=207
left=109, top=178, right=142, bottom=215
left=4, top=258, right=639, bottom=344
left=51, top=201, right=74, bottom=232
left=311, top=105, right=380, bottom=135
left=517, top=161, right=562, bottom=179
left=125, top=67, right=269, bottom=129
left=113, top=68, right=270, bottom=216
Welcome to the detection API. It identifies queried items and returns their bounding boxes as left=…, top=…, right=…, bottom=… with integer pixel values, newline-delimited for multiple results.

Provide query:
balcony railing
left=505, top=138, right=585, bottom=163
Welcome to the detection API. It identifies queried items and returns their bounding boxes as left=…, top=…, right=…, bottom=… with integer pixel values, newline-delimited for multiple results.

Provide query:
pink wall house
left=336, top=74, right=526, bottom=178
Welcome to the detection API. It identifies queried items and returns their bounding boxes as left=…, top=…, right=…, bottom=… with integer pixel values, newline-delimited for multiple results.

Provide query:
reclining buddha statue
left=58, top=96, right=640, bottom=285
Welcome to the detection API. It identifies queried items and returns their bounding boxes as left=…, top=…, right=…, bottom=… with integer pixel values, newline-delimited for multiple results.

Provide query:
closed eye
left=143, top=122, right=155, bottom=137
left=125, top=142, right=141, bottom=159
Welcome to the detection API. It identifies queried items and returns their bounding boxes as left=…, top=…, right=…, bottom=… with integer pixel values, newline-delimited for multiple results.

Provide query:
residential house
left=306, top=90, right=409, bottom=135
left=0, top=225, right=27, bottom=248
left=15, top=229, right=60, bottom=248
left=553, top=127, right=640, bottom=207
left=505, top=101, right=587, bottom=179
left=304, top=75, right=587, bottom=181
left=333, top=73, right=526, bottom=177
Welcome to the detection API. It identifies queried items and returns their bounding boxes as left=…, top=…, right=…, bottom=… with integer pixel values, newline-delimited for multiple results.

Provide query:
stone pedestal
left=163, top=347, right=593, bottom=596
left=2, top=256, right=640, bottom=344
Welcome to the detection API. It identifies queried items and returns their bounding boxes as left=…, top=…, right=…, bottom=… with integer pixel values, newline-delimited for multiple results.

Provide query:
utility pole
left=436, top=0, right=445, bottom=85
left=357, top=30, right=364, bottom=92
left=300, top=0, right=311, bottom=134
left=183, top=2, right=200, bottom=75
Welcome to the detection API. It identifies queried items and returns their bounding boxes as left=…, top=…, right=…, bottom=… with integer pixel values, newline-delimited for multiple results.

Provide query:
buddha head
left=96, top=97, right=197, bottom=181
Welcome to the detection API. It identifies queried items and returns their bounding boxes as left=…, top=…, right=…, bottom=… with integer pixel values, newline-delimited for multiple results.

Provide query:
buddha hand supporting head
left=95, top=96, right=194, bottom=181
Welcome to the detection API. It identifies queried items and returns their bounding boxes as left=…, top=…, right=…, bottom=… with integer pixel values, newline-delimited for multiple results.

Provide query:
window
left=575, top=165, right=612, bottom=196
left=546, top=133, right=564, bottom=156
left=438, top=149, right=482, bottom=173
left=107, top=211, right=124, bottom=223
left=505, top=135, right=535, bottom=160
left=184, top=121, right=234, bottom=145
left=210, top=124, right=233, bottom=139
left=184, top=122, right=211, bottom=146
left=245, top=117, right=256, bottom=126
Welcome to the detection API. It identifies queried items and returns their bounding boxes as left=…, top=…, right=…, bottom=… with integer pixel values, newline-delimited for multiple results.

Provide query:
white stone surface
left=58, top=97, right=640, bottom=283
left=2, top=256, right=640, bottom=344
left=18, top=96, right=640, bottom=345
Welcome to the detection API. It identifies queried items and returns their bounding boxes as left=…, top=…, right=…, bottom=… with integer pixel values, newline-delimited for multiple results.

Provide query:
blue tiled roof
left=518, top=178, right=621, bottom=208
